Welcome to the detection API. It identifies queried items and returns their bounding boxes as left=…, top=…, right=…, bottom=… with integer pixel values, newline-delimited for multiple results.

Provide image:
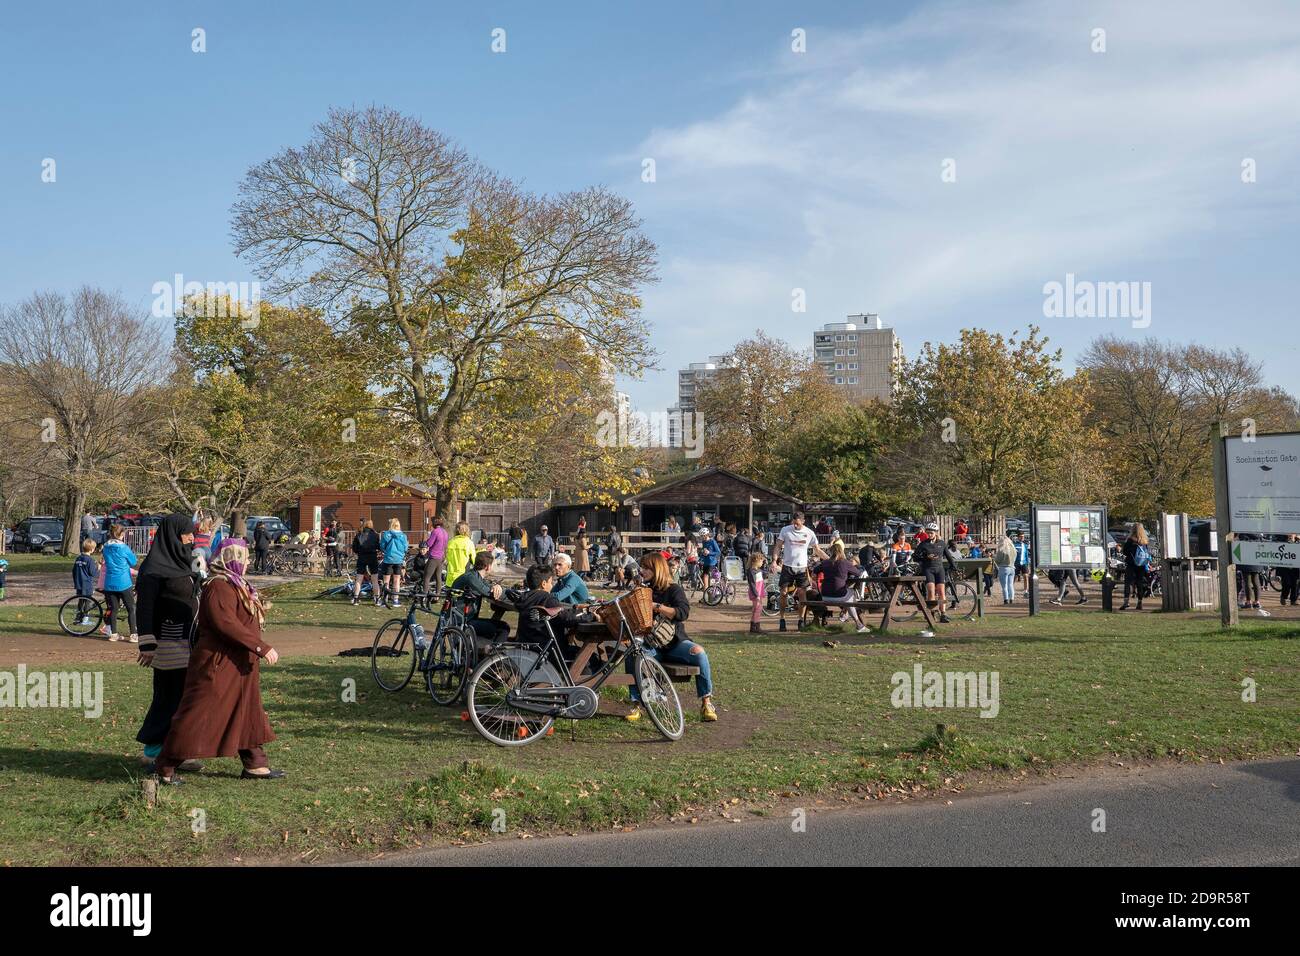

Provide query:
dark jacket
left=352, top=527, right=380, bottom=556
left=514, top=588, right=578, bottom=644
left=253, top=526, right=273, bottom=551
left=73, top=554, right=97, bottom=596
left=732, top=531, right=752, bottom=559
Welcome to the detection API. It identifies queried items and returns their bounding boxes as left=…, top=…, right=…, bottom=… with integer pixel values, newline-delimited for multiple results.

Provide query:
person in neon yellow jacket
left=443, top=521, right=477, bottom=588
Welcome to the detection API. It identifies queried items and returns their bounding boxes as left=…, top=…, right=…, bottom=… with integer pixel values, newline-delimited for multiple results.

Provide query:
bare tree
left=232, top=105, right=657, bottom=516
left=0, top=288, right=164, bottom=553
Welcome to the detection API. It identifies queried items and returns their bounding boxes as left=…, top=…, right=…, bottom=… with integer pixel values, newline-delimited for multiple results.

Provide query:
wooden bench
left=791, top=575, right=939, bottom=632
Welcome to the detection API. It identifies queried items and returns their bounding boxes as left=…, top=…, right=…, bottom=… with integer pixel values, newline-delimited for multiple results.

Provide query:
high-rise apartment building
left=813, top=313, right=902, bottom=403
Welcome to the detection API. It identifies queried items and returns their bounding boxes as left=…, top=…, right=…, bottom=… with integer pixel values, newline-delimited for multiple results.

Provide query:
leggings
left=421, top=557, right=445, bottom=597
left=1123, top=567, right=1146, bottom=604
left=105, top=589, right=137, bottom=634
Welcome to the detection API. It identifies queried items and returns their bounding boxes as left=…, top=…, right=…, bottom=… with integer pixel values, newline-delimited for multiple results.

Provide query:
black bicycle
left=370, top=588, right=475, bottom=705
left=58, top=593, right=105, bottom=636
left=465, top=590, right=683, bottom=747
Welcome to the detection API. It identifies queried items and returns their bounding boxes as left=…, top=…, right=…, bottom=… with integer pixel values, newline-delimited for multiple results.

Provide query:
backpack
left=1133, top=544, right=1151, bottom=569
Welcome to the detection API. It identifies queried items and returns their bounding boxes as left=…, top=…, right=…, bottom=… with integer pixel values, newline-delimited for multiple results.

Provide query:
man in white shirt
left=777, top=512, right=827, bottom=632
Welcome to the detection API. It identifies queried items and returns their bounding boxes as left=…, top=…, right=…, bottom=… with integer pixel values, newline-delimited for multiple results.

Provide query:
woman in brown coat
left=572, top=529, right=590, bottom=577
left=154, top=540, right=283, bottom=784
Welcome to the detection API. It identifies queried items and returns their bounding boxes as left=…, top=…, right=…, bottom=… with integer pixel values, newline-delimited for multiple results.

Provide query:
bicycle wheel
left=58, top=595, right=103, bottom=637
left=946, top=582, right=976, bottom=620
left=425, top=625, right=472, bottom=706
left=702, top=582, right=724, bottom=606
left=370, top=618, right=417, bottom=692
left=465, top=653, right=555, bottom=747
left=635, top=654, right=684, bottom=741
left=889, top=591, right=921, bottom=622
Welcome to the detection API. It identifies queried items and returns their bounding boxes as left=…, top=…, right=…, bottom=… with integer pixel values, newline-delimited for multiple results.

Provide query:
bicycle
left=700, top=566, right=735, bottom=606
left=464, top=589, right=684, bottom=747
left=58, top=593, right=105, bottom=637
left=370, top=588, right=475, bottom=705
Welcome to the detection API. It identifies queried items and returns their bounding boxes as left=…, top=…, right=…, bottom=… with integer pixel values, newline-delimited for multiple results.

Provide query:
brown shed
left=621, top=466, right=801, bottom=535
left=290, top=479, right=439, bottom=534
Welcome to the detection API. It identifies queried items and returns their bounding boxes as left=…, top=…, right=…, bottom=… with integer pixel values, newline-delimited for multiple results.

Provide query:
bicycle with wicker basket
left=464, top=586, right=685, bottom=747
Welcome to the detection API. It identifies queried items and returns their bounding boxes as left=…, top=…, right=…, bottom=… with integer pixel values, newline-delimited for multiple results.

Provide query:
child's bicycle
left=464, top=588, right=683, bottom=747
left=58, top=593, right=105, bottom=636
left=370, top=587, right=476, bottom=705
left=700, top=565, right=736, bottom=606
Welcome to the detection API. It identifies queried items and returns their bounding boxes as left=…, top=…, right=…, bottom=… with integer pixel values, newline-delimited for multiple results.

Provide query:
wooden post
left=1210, top=421, right=1238, bottom=627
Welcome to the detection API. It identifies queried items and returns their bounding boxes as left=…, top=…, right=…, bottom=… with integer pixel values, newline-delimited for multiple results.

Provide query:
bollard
left=1101, top=573, right=1114, bottom=612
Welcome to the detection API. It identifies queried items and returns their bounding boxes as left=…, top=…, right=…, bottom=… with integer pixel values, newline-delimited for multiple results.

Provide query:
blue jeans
left=630, top=639, right=713, bottom=700
left=509, top=539, right=521, bottom=563
left=997, top=566, right=1015, bottom=601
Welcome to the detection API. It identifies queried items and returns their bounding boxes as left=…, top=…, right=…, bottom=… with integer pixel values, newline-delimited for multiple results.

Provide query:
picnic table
left=485, top=597, right=699, bottom=716
left=797, top=574, right=940, bottom=632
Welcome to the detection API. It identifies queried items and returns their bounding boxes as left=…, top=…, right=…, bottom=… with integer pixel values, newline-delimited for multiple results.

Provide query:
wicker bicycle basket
left=596, top=586, right=655, bottom=638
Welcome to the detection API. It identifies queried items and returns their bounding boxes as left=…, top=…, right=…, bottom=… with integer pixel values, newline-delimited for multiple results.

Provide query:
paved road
left=354, top=758, right=1300, bottom=866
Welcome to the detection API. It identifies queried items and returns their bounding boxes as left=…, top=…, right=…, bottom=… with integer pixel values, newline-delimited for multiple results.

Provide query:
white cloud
left=622, top=0, right=1300, bottom=406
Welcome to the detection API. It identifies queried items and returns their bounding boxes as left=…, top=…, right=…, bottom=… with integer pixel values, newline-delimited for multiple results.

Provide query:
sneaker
left=128, top=634, right=139, bottom=644
left=939, top=615, right=952, bottom=624
left=1257, top=607, right=1271, bottom=617
left=700, top=698, right=718, bottom=722
left=78, top=617, right=92, bottom=626
left=350, top=597, right=358, bottom=606
left=919, top=629, right=936, bottom=638
left=856, top=624, right=871, bottom=633
left=1119, top=604, right=1130, bottom=611
left=392, top=600, right=401, bottom=608
left=1049, top=598, right=1063, bottom=606
left=1075, top=596, right=1088, bottom=605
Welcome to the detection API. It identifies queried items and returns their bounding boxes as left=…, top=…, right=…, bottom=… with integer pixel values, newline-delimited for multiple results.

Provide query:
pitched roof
left=623, top=466, right=801, bottom=505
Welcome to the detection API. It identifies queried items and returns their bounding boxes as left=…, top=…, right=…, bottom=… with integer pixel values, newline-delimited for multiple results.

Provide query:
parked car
left=245, top=516, right=293, bottom=543
left=10, top=516, right=65, bottom=553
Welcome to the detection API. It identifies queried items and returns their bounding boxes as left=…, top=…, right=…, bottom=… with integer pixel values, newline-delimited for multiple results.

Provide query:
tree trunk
left=435, top=486, right=460, bottom=526
left=230, top=509, right=248, bottom=538
left=61, top=487, right=86, bottom=557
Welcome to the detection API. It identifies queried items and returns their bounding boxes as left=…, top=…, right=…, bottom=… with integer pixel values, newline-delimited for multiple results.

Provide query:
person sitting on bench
left=812, top=540, right=870, bottom=633
left=514, top=564, right=581, bottom=653
left=451, top=552, right=510, bottom=643
left=551, top=552, right=591, bottom=605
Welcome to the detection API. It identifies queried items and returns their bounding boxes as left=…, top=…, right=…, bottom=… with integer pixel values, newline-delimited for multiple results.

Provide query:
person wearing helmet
left=912, top=521, right=951, bottom=628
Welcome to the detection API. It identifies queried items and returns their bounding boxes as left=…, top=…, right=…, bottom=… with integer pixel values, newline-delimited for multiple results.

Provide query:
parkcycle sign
left=1232, top=539, right=1300, bottom=568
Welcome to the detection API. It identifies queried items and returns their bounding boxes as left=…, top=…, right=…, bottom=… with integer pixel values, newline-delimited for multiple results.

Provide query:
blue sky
left=2, top=0, right=1297, bottom=411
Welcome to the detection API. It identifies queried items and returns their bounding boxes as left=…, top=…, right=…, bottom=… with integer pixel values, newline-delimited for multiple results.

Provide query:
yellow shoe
left=624, top=706, right=642, bottom=723
left=700, top=698, right=718, bottom=722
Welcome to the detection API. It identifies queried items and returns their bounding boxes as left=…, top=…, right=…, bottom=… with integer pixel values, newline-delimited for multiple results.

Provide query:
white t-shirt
left=779, top=524, right=817, bottom=571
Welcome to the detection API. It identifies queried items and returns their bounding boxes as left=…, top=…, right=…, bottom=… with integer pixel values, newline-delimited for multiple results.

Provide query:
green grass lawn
left=1, top=609, right=1296, bottom=865
left=0, top=552, right=76, bottom=575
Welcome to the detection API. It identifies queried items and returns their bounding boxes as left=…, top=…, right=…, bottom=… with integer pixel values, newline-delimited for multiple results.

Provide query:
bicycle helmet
left=925, top=522, right=939, bottom=532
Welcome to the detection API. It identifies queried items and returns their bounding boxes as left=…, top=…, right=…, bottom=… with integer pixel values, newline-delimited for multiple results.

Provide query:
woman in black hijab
left=135, top=513, right=202, bottom=770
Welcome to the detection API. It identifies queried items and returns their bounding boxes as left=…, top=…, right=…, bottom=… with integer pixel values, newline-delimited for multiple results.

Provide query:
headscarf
left=206, top=538, right=266, bottom=625
left=138, top=513, right=196, bottom=580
